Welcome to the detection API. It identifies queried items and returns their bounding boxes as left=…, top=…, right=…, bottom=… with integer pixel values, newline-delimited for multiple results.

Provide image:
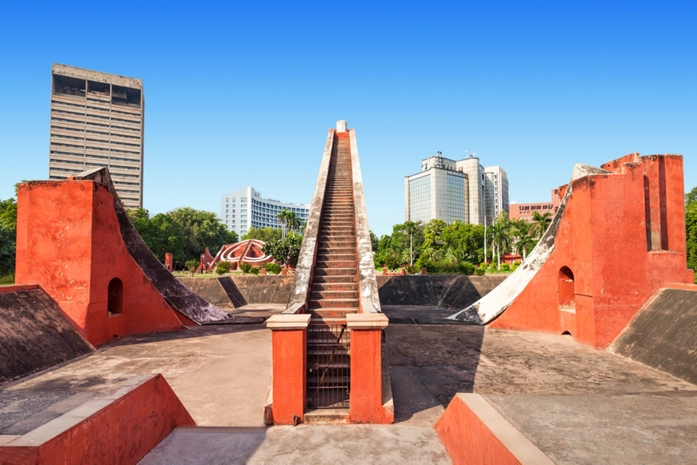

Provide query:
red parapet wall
left=490, top=154, right=694, bottom=348
left=435, top=394, right=553, bottom=465
left=15, top=181, right=183, bottom=346
left=0, top=374, right=194, bottom=465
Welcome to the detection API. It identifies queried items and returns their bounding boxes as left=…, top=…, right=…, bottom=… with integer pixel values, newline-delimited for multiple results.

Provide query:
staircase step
left=313, top=267, right=357, bottom=277
left=310, top=289, right=359, bottom=300
left=315, top=260, right=356, bottom=269
left=303, top=408, right=349, bottom=425
left=309, top=298, right=360, bottom=309
left=311, top=282, right=358, bottom=291
left=312, top=275, right=358, bottom=283
left=309, top=307, right=359, bottom=317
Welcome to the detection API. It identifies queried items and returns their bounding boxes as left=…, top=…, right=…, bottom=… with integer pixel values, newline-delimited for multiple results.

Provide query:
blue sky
left=1, top=0, right=695, bottom=236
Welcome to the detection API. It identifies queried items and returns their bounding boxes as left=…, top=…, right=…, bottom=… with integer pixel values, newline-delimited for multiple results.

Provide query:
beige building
left=49, top=64, right=144, bottom=208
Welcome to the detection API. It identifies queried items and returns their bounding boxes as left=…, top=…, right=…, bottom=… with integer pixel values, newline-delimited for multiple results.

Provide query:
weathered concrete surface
left=610, top=287, right=697, bottom=385
left=0, top=286, right=93, bottom=384
left=5, top=325, right=271, bottom=427
left=452, top=155, right=694, bottom=349
left=177, top=278, right=237, bottom=309
left=179, top=275, right=505, bottom=310
left=349, top=127, right=382, bottom=314
left=285, top=129, right=334, bottom=313
left=140, top=424, right=450, bottom=465
left=485, top=392, right=697, bottom=465
left=230, top=276, right=293, bottom=305
left=75, top=168, right=229, bottom=324
left=387, top=322, right=697, bottom=464
left=0, top=375, right=194, bottom=465
left=377, top=275, right=507, bottom=309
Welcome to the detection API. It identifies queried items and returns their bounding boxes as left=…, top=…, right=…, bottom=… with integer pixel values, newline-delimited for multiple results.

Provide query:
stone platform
left=1, top=306, right=696, bottom=464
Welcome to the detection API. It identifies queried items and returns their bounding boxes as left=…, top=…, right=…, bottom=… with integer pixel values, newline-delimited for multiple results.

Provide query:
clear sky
left=1, top=0, right=695, bottom=236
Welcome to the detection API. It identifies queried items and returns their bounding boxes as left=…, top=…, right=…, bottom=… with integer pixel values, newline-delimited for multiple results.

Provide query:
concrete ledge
left=347, top=313, right=389, bottom=330
left=0, top=284, right=40, bottom=294
left=266, top=314, right=311, bottom=330
left=435, top=393, right=553, bottom=465
left=0, top=374, right=194, bottom=465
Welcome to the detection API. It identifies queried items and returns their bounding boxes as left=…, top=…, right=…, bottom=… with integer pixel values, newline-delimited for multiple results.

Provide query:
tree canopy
left=127, top=207, right=237, bottom=269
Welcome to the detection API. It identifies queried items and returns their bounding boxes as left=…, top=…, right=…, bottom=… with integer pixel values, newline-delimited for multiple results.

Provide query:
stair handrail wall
left=283, top=129, right=335, bottom=314
left=348, top=128, right=382, bottom=314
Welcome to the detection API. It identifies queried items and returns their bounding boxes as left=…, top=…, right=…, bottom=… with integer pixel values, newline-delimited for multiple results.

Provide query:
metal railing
left=306, top=322, right=350, bottom=409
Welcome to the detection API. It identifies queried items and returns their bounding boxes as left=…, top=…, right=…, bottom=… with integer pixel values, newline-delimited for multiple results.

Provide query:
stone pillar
left=164, top=253, right=173, bottom=272
left=266, top=314, right=311, bottom=425
left=347, top=313, right=392, bottom=424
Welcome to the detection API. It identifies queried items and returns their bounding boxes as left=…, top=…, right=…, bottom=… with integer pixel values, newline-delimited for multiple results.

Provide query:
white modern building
left=405, top=153, right=508, bottom=226
left=220, top=187, right=310, bottom=238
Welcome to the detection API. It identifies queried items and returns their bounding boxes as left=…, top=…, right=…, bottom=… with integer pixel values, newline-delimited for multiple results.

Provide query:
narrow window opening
left=108, top=278, right=123, bottom=316
left=558, top=266, right=575, bottom=309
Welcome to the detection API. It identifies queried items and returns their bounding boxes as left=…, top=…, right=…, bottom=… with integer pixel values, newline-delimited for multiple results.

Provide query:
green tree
left=262, top=233, right=303, bottom=267
left=243, top=227, right=282, bottom=242
left=276, top=209, right=303, bottom=237
left=490, top=214, right=511, bottom=269
left=395, top=221, right=423, bottom=266
left=168, top=207, right=237, bottom=263
left=686, top=188, right=697, bottom=278
left=370, top=230, right=379, bottom=252
left=0, top=197, right=18, bottom=277
left=531, top=211, right=553, bottom=238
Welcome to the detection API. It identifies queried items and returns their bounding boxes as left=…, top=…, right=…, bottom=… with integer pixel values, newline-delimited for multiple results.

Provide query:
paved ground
left=141, top=425, right=450, bottom=465
left=4, top=324, right=272, bottom=427
left=3, top=305, right=697, bottom=464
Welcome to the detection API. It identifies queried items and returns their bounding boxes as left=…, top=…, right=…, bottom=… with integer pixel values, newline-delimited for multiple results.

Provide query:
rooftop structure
left=220, top=187, right=310, bottom=238
left=48, top=64, right=145, bottom=209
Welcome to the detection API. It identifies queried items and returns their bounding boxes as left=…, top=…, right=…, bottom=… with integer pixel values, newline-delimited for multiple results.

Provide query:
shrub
left=240, top=263, right=252, bottom=274
left=215, top=261, right=231, bottom=275
left=0, top=273, right=14, bottom=285
left=458, top=262, right=476, bottom=275
left=184, top=258, right=199, bottom=272
left=501, top=263, right=511, bottom=272
left=405, top=264, right=418, bottom=274
left=511, top=262, right=520, bottom=271
left=249, top=266, right=260, bottom=275
left=474, top=268, right=485, bottom=276
left=479, top=262, right=488, bottom=270
left=265, top=262, right=282, bottom=274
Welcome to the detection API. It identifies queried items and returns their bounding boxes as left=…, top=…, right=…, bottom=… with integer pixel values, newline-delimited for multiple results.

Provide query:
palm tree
left=531, top=211, right=553, bottom=238
left=490, top=221, right=511, bottom=270
left=517, top=233, right=537, bottom=261
left=402, top=221, right=422, bottom=266
left=276, top=209, right=291, bottom=238
left=286, top=212, right=302, bottom=233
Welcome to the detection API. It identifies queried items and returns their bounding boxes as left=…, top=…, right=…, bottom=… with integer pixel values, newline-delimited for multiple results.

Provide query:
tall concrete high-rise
left=405, top=153, right=508, bottom=225
left=484, top=165, right=509, bottom=226
left=48, top=64, right=145, bottom=209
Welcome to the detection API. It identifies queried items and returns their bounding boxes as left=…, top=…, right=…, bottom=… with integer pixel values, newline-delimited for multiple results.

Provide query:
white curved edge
left=447, top=163, right=611, bottom=324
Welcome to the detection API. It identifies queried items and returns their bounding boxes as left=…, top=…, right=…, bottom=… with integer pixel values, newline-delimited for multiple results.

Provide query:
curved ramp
left=610, top=286, right=697, bottom=385
left=74, top=168, right=228, bottom=324
left=0, top=285, right=93, bottom=384
left=448, top=164, right=610, bottom=324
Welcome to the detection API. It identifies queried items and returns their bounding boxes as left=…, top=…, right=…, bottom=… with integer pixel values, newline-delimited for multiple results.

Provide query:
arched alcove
left=558, top=266, right=575, bottom=309
left=108, top=278, right=123, bottom=316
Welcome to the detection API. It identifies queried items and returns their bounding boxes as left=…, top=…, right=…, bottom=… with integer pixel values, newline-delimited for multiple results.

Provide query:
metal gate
left=307, top=322, right=350, bottom=409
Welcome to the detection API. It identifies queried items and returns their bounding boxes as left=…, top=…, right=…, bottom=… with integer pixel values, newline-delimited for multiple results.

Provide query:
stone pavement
left=3, top=306, right=697, bottom=464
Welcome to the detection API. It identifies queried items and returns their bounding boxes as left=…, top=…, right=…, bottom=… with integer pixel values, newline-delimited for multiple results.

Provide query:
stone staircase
left=306, top=132, right=358, bottom=412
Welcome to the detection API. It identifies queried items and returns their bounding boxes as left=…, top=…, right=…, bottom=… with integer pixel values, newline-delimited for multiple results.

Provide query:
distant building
left=404, top=153, right=508, bottom=225
left=220, top=187, right=310, bottom=238
left=509, top=188, right=561, bottom=222
left=48, top=64, right=145, bottom=209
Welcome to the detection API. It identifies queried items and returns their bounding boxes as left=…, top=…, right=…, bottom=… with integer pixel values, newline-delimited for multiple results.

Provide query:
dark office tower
left=49, top=64, right=145, bottom=208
